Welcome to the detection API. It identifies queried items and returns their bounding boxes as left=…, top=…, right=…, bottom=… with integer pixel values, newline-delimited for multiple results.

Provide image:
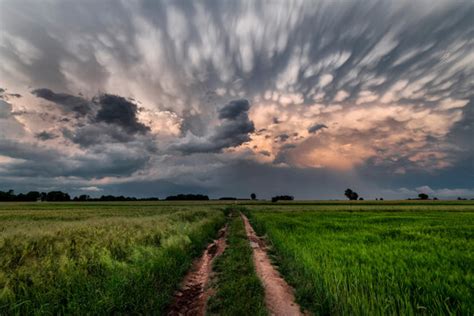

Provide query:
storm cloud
left=35, top=131, right=58, bottom=141
left=0, top=0, right=473, bottom=198
left=95, top=94, right=150, bottom=134
left=176, top=99, right=255, bottom=154
left=32, top=88, right=91, bottom=115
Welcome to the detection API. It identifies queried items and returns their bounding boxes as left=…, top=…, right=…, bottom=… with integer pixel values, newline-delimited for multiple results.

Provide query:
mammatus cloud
left=0, top=0, right=473, bottom=198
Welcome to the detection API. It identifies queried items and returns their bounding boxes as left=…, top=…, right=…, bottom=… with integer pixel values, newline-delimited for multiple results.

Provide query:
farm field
left=0, top=202, right=225, bottom=314
left=246, top=205, right=474, bottom=315
left=0, top=200, right=473, bottom=315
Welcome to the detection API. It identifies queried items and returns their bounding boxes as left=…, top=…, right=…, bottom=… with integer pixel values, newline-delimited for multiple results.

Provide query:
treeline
left=0, top=190, right=214, bottom=202
left=0, top=190, right=159, bottom=202
left=0, top=190, right=49, bottom=202
left=271, top=195, right=294, bottom=202
left=74, top=195, right=160, bottom=202
left=165, top=194, right=209, bottom=201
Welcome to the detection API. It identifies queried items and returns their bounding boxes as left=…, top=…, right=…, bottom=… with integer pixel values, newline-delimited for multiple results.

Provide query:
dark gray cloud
left=35, top=131, right=58, bottom=141
left=218, top=99, right=250, bottom=120
left=281, top=144, right=297, bottom=150
left=0, top=100, right=12, bottom=119
left=308, top=124, right=328, bottom=134
left=94, top=94, right=150, bottom=134
left=29, top=89, right=152, bottom=147
left=61, top=125, right=135, bottom=147
left=176, top=99, right=255, bottom=154
left=0, top=99, right=25, bottom=134
left=0, top=137, right=150, bottom=179
left=32, top=88, right=91, bottom=115
left=180, top=110, right=208, bottom=137
left=276, top=134, right=290, bottom=142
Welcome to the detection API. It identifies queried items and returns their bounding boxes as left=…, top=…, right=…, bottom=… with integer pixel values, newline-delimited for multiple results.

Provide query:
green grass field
left=0, top=202, right=225, bottom=314
left=1, top=201, right=473, bottom=315
left=246, top=205, right=474, bottom=315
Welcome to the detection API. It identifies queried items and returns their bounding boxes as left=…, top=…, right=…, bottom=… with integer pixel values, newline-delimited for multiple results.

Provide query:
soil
left=241, top=213, right=305, bottom=316
left=167, top=225, right=228, bottom=316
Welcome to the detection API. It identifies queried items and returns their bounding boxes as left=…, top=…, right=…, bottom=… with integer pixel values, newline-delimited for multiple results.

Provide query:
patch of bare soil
left=167, top=225, right=228, bottom=316
left=241, top=213, right=305, bottom=316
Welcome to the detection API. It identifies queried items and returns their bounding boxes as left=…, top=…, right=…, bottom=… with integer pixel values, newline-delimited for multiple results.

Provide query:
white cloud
left=79, top=186, right=103, bottom=192
left=333, top=90, right=349, bottom=102
left=319, top=74, right=334, bottom=88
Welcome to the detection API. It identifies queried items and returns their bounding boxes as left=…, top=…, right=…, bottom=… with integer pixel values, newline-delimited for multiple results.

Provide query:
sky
left=0, top=0, right=473, bottom=199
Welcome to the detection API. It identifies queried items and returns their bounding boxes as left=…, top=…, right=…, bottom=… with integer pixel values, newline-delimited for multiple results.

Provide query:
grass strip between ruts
left=207, top=208, right=267, bottom=316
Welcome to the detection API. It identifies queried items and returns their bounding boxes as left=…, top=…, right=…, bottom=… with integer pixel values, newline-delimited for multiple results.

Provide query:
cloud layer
left=0, top=0, right=473, bottom=198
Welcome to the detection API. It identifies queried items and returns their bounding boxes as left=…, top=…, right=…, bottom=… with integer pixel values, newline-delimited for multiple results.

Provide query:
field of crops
left=0, top=202, right=225, bottom=314
left=246, top=204, right=474, bottom=315
left=1, top=201, right=473, bottom=315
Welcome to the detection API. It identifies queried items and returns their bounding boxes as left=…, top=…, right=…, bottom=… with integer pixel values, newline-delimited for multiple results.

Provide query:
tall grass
left=0, top=204, right=225, bottom=314
left=248, top=209, right=474, bottom=315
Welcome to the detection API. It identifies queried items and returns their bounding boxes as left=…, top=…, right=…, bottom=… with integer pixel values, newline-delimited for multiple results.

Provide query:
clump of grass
left=207, top=210, right=266, bottom=316
left=0, top=205, right=225, bottom=314
left=248, top=209, right=474, bottom=315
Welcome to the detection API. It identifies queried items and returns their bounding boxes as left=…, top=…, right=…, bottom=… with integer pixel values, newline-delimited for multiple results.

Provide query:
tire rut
left=167, top=225, right=228, bottom=316
left=241, top=213, right=305, bottom=316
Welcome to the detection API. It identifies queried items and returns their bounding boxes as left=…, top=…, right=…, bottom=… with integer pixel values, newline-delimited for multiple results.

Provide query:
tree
left=77, top=194, right=90, bottom=201
left=418, top=193, right=429, bottom=200
left=40, top=192, right=47, bottom=201
left=271, top=195, right=294, bottom=203
left=45, top=191, right=71, bottom=202
left=344, top=188, right=359, bottom=200
left=165, top=194, right=209, bottom=201
left=250, top=193, right=256, bottom=200
left=219, top=197, right=237, bottom=200
left=25, top=191, right=41, bottom=201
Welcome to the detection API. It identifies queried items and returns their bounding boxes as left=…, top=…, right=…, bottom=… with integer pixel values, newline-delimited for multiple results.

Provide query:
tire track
left=241, top=213, right=304, bottom=316
left=167, top=225, right=228, bottom=316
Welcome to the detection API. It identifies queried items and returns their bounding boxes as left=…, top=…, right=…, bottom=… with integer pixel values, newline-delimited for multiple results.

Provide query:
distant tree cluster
left=219, top=197, right=237, bottom=200
left=418, top=193, right=429, bottom=200
left=0, top=190, right=45, bottom=201
left=344, top=188, right=359, bottom=200
left=0, top=189, right=159, bottom=202
left=0, top=190, right=71, bottom=202
left=271, top=195, right=294, bottom=202
left=165, top=194, right=209, bottom=201
left=76, top=195, right=159, bottom=202
left=44, top=191, right=71, bottom=201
